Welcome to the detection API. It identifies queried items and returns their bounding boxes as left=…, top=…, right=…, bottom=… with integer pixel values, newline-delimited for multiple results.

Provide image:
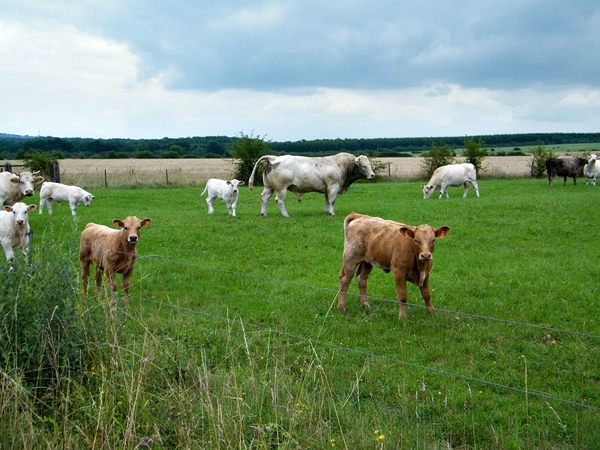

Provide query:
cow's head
left=355, top=155, right=376, bottom=180
left=3, top=202, right=36, bottom=227
left=113, top=216, right=152, bottom=245
left=82, top=193, right=95, bottom=206
left=399, top=224, right=450, bottom=261
left=589, top=154, right=598, bottom=164
left=227, top=179, right=245, bottom=194
left=10, top=171, right=44, bottom=197
left=422, top=185, right=435, bottom=199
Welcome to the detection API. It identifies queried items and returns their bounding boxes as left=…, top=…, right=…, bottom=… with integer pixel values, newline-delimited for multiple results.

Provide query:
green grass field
left=3, top=178, right=600, bottom=448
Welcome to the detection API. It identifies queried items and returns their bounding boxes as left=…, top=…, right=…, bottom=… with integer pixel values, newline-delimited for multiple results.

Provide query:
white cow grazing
left=584, top=154, right=600, bottom=186
left=39, top=182, right=95, bottom=216
left=0, top=202, right=36, bottom=262
left=248, top=152, right=376, bottom=217
left=423, top=163, right=480, bottom=199
left=0, top=171, right=44, bottom=206
left=201, top=178, right=244, bottom=217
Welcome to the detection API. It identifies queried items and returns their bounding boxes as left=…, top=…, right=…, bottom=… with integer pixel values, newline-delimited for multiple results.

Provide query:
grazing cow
left=39, top=182, right=95, bottom=216
left=338, top=213, right=450, bottom=320
left=423, top=163, right=480, bottom=199
left=584, top=154, right=600, bottom=186
left=79, top=216, right=152, bottom=311
left=545, top=157, right=587, bottom=187
left=248, top=152, right=375, bottom=217
left=0, top=171, right=44, bottom=206
left=0, top=202, right=36, bottom=262
left=200, top=178, right=244, bottom=217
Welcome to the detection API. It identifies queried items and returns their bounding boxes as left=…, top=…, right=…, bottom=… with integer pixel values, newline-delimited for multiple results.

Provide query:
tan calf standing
left=79, top=216, right=152, bottom=311
left=338, top=213, right=450, bottom=320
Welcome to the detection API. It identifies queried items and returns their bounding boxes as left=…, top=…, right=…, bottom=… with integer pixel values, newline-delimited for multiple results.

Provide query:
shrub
left=420, top=141, right=455, bottom=178
left=528, top=143, right=555, bottom=178
left=232, top=131, right=270, bottom=184
left=463, top=137, right=489, bottom=174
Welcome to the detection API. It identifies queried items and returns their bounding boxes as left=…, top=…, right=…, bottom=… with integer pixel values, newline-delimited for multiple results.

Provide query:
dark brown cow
left=546, top=157, right=587, bottom=187
left=79, top=216, right=152, bottom=311
left=338, top=213, right=450, bottom=320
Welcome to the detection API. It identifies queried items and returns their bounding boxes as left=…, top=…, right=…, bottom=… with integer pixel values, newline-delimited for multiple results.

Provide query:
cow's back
left=80, top=223, right=118, bottom=265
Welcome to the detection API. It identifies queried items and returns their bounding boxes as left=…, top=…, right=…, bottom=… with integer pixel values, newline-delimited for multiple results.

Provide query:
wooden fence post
left=104, top=170, right=108, bottom=188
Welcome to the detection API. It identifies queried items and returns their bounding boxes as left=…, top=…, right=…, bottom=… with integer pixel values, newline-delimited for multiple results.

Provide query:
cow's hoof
left=362, top=302, right=371, bottom=313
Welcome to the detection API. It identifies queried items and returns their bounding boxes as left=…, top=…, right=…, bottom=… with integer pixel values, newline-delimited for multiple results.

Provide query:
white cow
left=423, top=163, right=480, bottom=199
left=248, top=152, right=376, bottom=217
left=201, top=178, right=244, bottom=217
left=39, top=182, right=95, bottom=216
left=584, top=154, right=600, bottom=186
left=0, top=171, right=44, bottom=206
left=0, top=202, right=36, bottom=262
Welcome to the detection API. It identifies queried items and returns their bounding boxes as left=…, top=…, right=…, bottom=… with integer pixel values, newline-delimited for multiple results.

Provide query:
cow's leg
left=260, top=186, right=274, bottom=217
left=338, top=261, right=358, bottom=314
left=572, top=176, right=577, bottom=186
left=417, top=277, right=436, bottom=315
left=462, top=182, right=470, bottom=198
left=324, top=186, right=340, bottom=215
left=122, top=271, right=132, bottom=308
left=548, top=174, right=553, bottom=187
left=80, top=260, right=91, bottom=295
left=46, top=199, right=53, bottom=215
left=106, top=270, right=119, bottom=312
left=594, top=177, right=597, bottom=186
left=206, top=195, right=215, bottom=214
left=563, top=175, right=568, bottom=186
left=472, top=181, right=480, bottom=197
left=95, top=266, right=104, bottom=296
left=69, top=200, right=77, bottom=216
left=356, top=262, right=373, bottom=312
left=392, top=270, right=409, bottom=320
left=1, top=240, right=14, bottom=262
left=274, top=189, right=290, bottom=218
left=39, top=197, right=45, bottom=215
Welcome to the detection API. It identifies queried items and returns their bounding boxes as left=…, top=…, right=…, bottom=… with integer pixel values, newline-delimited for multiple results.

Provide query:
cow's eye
left=432, top=238, right=436, bottom=243
left=124, top=226, right=129, bottom=231
left=414, top=239, right=418, bottom=244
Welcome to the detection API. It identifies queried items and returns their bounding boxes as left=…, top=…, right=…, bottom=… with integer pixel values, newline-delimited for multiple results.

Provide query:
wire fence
left=130, top=251, right=600, bottom=412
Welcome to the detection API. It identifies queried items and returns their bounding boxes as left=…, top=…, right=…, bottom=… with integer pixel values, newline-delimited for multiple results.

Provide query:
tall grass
left=1, top=179, right=599, bottom=448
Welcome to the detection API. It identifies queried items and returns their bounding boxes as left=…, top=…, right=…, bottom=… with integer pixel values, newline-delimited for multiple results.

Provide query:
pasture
left=2, top=177, right=600, bottom=448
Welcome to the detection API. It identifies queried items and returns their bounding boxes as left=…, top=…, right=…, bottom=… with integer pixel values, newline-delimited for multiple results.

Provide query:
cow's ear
left=435, top=226, right=451, bottom=238
left=238, top=181, right=245, bottom=186
left=3, top=205, right=12, bottom=212
left=141, top=218, right=152, bottom=227
left=226, top=180, right=232, bottom=185
left=9, top=177, right=19, bottom=184
left=399, top=226, right=415, bottom=238
left=113, top=219, right=125, bottom=229
left=27, top=205, right=36, bottom=212
left=34, top=176, right=44, bottom=184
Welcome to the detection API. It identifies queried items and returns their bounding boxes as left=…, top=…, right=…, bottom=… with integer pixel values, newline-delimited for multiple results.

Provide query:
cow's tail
left=248, top=155, right=275, bottom=192
left=343, top=212, right=363, bottom=235
left=200, top=185, right=208, bottom=196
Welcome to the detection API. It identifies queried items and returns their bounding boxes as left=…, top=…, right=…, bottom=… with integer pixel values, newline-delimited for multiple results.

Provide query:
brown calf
left=338, top=213, right=450, bottom=320
left=79, top=216, right=152, bottom=311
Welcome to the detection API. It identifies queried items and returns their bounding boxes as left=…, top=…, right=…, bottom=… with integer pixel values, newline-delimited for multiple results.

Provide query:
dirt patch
left=4, top=155, right=533, bottom=188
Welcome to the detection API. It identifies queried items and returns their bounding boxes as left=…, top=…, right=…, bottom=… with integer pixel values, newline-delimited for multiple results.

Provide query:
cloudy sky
left=1, top=1, right=599, bottom=142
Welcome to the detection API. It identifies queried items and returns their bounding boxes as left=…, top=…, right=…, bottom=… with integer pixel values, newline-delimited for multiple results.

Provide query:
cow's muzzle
left=419, top=253, right=432, bottom=261
left=127, top=236, right=139, bottom=245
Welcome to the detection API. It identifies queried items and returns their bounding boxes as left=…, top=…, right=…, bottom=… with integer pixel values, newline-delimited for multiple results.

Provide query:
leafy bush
left=22, top=150, right=53, bottom=175
left=528, top=143, right=555, bottom=177
left=0, top=240, right=83, bottom=390
left=463, top=137, right=489, bottom=174
left=232, top=131, right=270, bottom=184
left=420, top=141, right=456, bottom=178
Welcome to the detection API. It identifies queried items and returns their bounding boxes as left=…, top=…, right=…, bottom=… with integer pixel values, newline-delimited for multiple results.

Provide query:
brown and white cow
left=0, top=171, right=44, bottom=206
left=248, top=152, right=375, bottom=217
left=79, top=216, right=152, bottom=311
left=337, top=213, right=450, bottom=320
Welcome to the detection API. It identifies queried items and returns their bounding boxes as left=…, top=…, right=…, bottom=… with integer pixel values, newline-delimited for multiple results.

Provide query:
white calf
left=39, top=182, right=95, bottom=216
left=423, top=163, right=480, bottom=199
left=0, top=202, right=36, bottom=262
left=201, top=179, right=244, bottom=217
left=584, top=154, right=600, bottom=186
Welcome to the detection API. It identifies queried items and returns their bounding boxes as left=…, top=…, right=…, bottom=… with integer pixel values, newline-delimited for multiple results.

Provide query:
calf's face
left=4, top=203, right=36, bottom=226
left=399, top=224, right=450, bottom=261
left=113, top=216, right=152, bottom=245
left=227, top=179, right=244, bottom=195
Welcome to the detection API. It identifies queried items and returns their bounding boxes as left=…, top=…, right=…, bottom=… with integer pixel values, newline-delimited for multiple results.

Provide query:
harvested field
left=5, top=156, right=534, bottom=188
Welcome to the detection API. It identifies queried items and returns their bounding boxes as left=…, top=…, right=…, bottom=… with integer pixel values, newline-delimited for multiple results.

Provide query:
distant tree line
left=0, top=132, right=599, bottom=160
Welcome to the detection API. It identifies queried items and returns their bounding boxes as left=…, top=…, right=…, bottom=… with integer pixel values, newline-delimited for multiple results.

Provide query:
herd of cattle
left=1, top=151, right=598, bottom=319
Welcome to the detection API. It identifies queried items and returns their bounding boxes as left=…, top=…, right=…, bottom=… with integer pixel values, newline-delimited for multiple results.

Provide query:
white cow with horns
left=0, top=171, right=44, bottom=206
left=248, top=152, right=376, bottom=217
left=423, top=163, right=480, bottom=199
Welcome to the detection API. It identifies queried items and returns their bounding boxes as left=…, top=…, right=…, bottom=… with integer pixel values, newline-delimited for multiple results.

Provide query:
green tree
left=232, top=131, right=270, bottom=183
left=528, top=143, right=555, bottom=178
left=421, top=141, right=455, bottom=178
left=463, top=137, right=488, bottom=174
left=22, top=150, right=53, bottom=175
